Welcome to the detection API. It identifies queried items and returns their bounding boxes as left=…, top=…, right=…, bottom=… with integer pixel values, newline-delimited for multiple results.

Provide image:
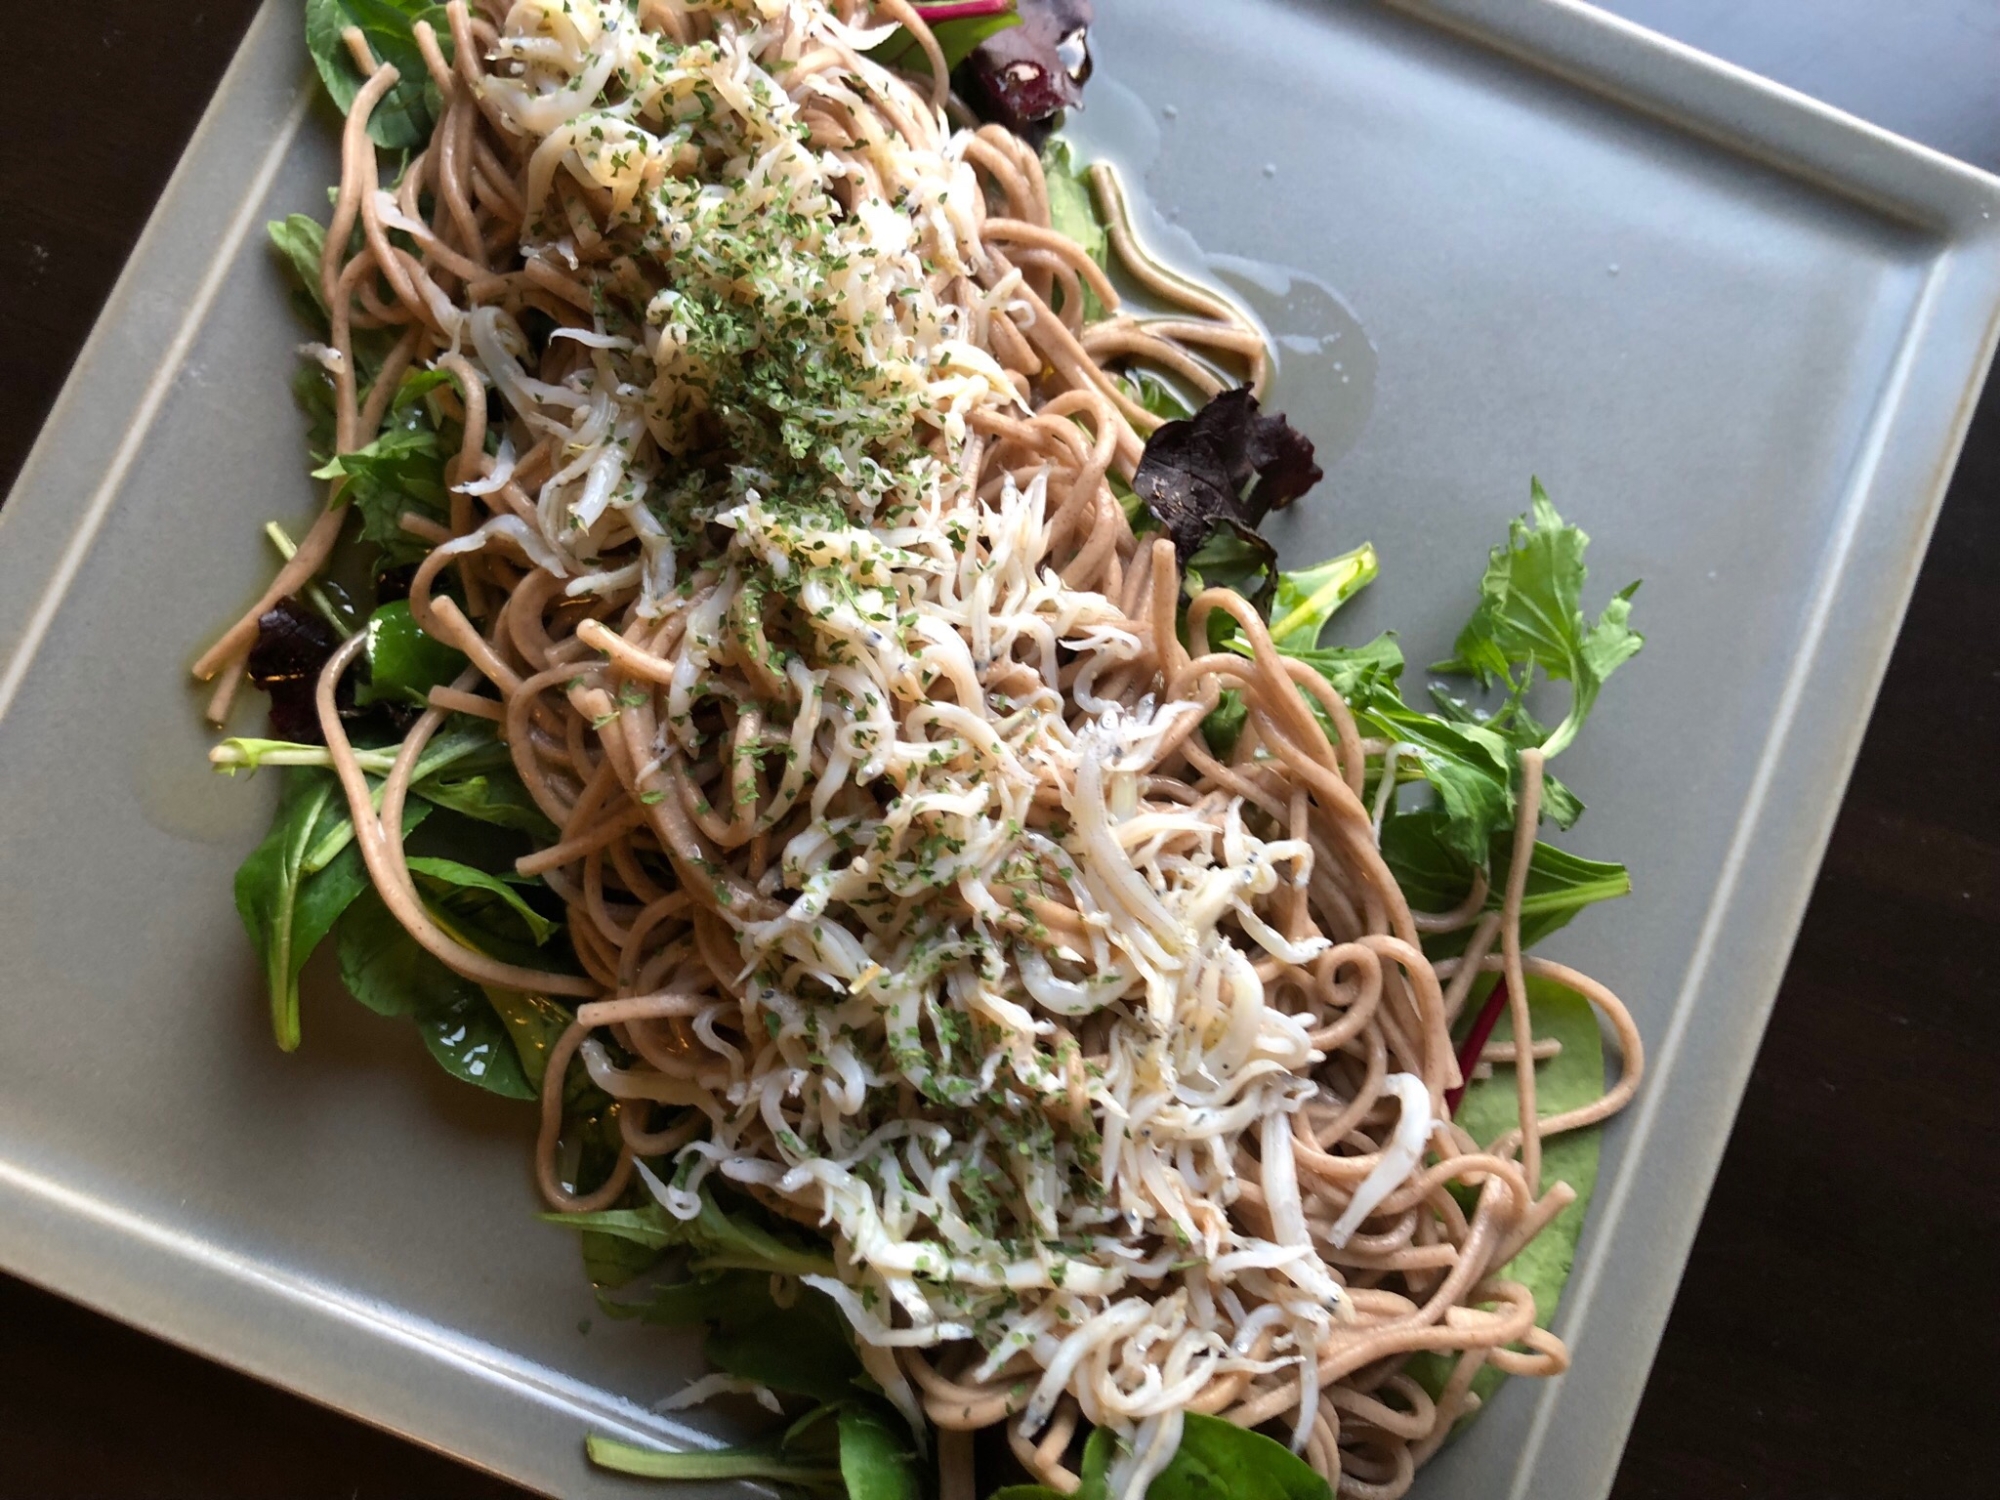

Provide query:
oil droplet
left=1208, top=254, right=1378, bottom=468
left=130, top=688, right=275, bottom=849
left=1262, top=163, right=1278, bottom=179
left=1608, top=262, right=1621, bottom=276
left=1161, top=104, right=1179, bottom=122
left=1062, top=76, right=1377, bottom=467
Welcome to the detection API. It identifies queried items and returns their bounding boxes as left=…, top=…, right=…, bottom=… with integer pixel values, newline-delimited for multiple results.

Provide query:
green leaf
left=234, top=771, right=345, bottom=1051
left=312, top=417, right=448, bottom=562
left=292, top=361, right=340, bottom=465
left=581, top=1231, right=664, bottom=1290
left=1256, top=630, right=1520, bottom=868
left=334, top=890, right=535, bottom=1098
left=335, top=886, right=437, bottom=1020
left=389, top=366, right=454, bottom=411
left=358, top=599, right=467, bottom=707
left=1124, top=368, right=1196, bottom=425
left=547, top=1193, right=837, bottom=1279
left=606, top=1269, right=867, bottom=1404
left=406, top=855, right=560, bottom=948
left=418, top=980, right=536, bottom=1097
left=1277, top=632, right=1405, bottom=708
left=267, top=214, right=328, bottom=319
left=1267, top=542, right=1380, bottom=651
left=484, top=988, right=578, bottom=1094
left=713, top=1288, right=863, bottom=1404
left=1146, top=1414, right=1332, bottom=1500
left=304, top=0, right=453, bottom=152
left=1200, top=691, right=1247, bottom=758
left=597, top=1277, right=730, bottom=1329
left=1379, top=809, right=1630, bottom=954
left=1427, top=685, right=1586, bottom=829
left=1043, top=135, right=1110, bottom=324
left=295, top=717, right=493, bottom=872
left=1044, top=138, right=1106, bottom=266
left=866, top=6, right=1021, bottom=74
left=212, top=738, right=353, bottom=775
left=1360, top=703, right=1517, bottom=868
left=232, top=775, right=426, bottom=1050
left=412, top=770, right=556, bottom=837
left=585, top=1433, right=843, bottom=1488
left=837, top=1405, right=922, bottom=1500
left=1409, top=974, right=1606, bottom=1408
left=1434, top=481, right=1643, bottom=759
left=1186, top=528, right=1276, bottom=614
left=1075, top=1428, right=1114, bottom=1500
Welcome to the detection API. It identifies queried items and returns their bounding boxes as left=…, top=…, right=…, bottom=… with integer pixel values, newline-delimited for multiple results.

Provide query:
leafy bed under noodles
left=206, top=3, right=1648, bottom=1497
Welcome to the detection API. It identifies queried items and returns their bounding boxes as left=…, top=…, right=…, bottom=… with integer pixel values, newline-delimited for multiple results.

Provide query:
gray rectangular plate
left=2, top=2, right=1995, bottom=1496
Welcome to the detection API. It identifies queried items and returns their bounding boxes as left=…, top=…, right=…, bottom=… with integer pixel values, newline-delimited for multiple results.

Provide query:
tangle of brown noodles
left=201, top=4, right=1643, bottom=1494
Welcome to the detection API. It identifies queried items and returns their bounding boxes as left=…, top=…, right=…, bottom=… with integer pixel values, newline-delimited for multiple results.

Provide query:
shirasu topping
left=442, top=0, right=1416, bottom=1485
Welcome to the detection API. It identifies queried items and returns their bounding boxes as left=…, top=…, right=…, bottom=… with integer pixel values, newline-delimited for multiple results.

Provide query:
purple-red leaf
left=964, top=0, right=1092, bottom=141
left=247, top=598, right=343, bottom=742
left=1132, top=387, right=1325, bottom=575
left=1445, top=977, right=1511, bottom=1116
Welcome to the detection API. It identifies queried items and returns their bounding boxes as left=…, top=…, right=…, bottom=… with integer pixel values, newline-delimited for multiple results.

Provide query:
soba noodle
left=199, top=3, right=1642, bottom=1494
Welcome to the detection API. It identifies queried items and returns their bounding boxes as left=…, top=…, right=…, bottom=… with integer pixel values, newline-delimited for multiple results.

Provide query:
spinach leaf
left=412, top=770, right=555, bottom=837
left=549, top=1192, right=838, bottom=1279
left=1043, top=138, right=1105, bottom=266
left=311, top=416, right=448, bottom=563
left=1433, top=481, right=1643, bottom=759
left=582, top=1229, right=663, bottom=1290
left=604, top=1271, right=865, bottom=1404
left=1126, top=368, right=1196, bottom=426
left=357, top=600, right=466, bottom=707
left=1042, top=135, right=1108, bottom=323
left=233, top=771, right=433, bottom=1051
left=303, top=0, right=453, bottom=152
left=1409, top=974, right=1606, bottom=1409
left=419, top=980, right=537, bottom=1097
left=334, top=890, right=535, bottom=1098
left=1267, top=542, right=1379, bottom=651
left=235, top=771, right=351, bottom=1051
left=406, top=856, right=559, bottom=945
left=1146, top=1414, right=1331, bottom=1500
left=837, top=1405, right=923, bottom=1500
left=484, top=988, right=583, bottom=1094
left=267, top=214, right=328, bottom=321
left=296, top=718, right=498, bottom=871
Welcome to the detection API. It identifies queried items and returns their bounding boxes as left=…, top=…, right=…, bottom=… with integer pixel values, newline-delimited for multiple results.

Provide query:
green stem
left=265, top=521, right=352, bottom=638
left=586, top=1434, right=842, bottom=1485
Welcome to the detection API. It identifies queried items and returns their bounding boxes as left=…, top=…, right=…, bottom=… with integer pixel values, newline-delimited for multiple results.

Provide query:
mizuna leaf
left=1434, top=480, right=1643, bottom=758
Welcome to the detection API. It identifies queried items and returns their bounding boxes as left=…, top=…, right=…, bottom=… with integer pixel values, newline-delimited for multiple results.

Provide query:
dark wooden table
left=2, top=4, right=1994, bottom=1496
